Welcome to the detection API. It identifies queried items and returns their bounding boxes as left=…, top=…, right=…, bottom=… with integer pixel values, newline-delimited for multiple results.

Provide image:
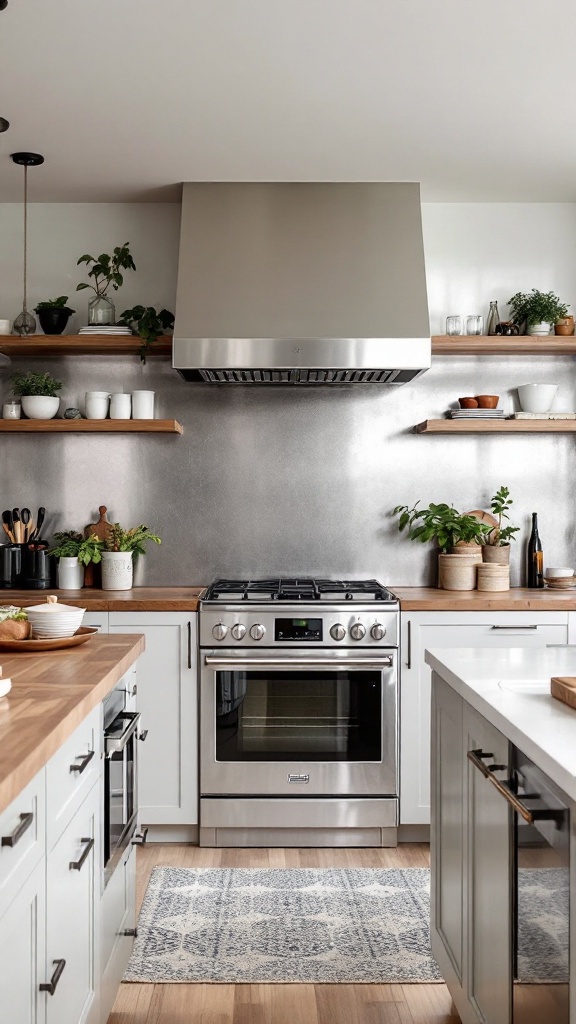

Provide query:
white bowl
left=26, top=603, right=85, bottom=638
left=21, top=396, right=60, bottom=420
left=545, top=567, right=574, bottom=578
left=517, top=383, right=559, bottom=413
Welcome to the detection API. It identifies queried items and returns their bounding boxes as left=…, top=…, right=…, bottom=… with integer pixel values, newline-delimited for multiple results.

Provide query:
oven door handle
left=204, top=656, right=394, bottom=670
left=105, top=712, right=141, bottom=756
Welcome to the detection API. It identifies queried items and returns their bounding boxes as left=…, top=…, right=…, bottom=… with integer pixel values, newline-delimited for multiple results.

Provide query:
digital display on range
left=275, top=618, right=323, bottom=641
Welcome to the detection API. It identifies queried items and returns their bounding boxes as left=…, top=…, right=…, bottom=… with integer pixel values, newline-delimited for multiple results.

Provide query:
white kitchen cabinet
left=400, top=610, right=569, bottom=825
left=109, top=612, right=198, bottom=829
left=0, top=856, right=46, bottom=1024
left=82, top=613, right=109, bottom=633
left=99, top=841, right=136, bottom=1024
left=431, top=674, right=510, bottom=1024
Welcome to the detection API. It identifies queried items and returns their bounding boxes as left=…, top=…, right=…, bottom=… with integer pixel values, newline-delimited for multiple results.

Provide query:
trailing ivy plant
left=119, top=305, right=174, bottom=363
left=392, top=502, right=492, bottom=552
left=76, top=243, right=136, bottom=299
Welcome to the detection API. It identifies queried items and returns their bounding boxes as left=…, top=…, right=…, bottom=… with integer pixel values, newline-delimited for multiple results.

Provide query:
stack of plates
left=544, top=577, right=576, bottom=590
left=26, top=604, right=86, bottom=638
left=449, top=409, right=505, bottom=419
left=79, top=326, right=133, bottom=336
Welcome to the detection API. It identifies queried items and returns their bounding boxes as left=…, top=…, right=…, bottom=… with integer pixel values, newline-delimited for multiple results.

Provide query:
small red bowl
left=459, top=397, right=479, bottom=408
left=475, top=395, right=499, bottom=409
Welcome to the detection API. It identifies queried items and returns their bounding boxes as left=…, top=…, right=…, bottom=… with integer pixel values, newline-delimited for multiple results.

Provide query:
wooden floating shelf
left=0, top=419, right=183, bottom=434
left=415, top=419, right=576, bottom=434
left=0, top=335, right=173, bottom=357
left=432, top=334, right=576, bottom=355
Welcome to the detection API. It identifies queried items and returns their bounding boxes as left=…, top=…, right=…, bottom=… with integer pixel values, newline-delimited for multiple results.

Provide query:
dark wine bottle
left=527, top=512, right=544, bottom=588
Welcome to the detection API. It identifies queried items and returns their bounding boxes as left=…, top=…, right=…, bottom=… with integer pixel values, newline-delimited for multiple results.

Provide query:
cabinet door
left=100, top=842, right=136, bottom=1024
left=464, top=706, right=511, bottom=1024
left=82, top=612, right=108, bottom=633
left=401, top=611, right=568, bottom=825
left=46, top=782, right=99, bottom=1024
left=109, top=613, right=198, bottom=825
left=430, top=673, right=465, bottom=996
left=0, top=857, right=45, bottom=1024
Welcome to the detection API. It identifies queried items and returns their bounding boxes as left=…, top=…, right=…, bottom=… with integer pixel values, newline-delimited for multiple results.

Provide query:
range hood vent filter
left=180, top=367, right=420, bottom=385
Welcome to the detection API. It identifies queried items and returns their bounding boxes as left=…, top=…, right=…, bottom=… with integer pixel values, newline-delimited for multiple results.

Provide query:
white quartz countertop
left=425, top=646, right=576, bottom=802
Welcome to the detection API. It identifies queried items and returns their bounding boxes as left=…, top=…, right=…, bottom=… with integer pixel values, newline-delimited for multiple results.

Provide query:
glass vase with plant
left=119, top=305, right=175, bottom=363
left=507, top=290, right=569, bottom=335
left=76, top=243, right=136, bottom=326
left=11, top=370, right=64, bottom=420
left=101, top=523, right=161, bottom=591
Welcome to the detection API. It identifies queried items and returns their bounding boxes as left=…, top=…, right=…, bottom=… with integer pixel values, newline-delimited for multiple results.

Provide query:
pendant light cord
left=22, top=163, right=28, bottom=312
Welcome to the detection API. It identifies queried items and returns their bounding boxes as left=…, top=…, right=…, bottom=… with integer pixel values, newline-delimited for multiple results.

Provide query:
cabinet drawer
left=47, top=706, right=101, bottom=850
left=0, top=768, right=45, bottom=919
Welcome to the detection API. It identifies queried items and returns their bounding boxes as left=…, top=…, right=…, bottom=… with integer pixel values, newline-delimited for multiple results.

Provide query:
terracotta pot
left=482, top=544, right=510, bottom=565
left=438, top=553, right=477, bottom=591
left=554, top=319, right=575, bottom=336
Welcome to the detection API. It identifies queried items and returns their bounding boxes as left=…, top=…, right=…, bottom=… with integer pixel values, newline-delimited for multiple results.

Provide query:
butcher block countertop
left=1, top=586, right=206, bottom=612
left=0, top=633, right=144, bottom=814
left=393, top=587, right=576, bottom=611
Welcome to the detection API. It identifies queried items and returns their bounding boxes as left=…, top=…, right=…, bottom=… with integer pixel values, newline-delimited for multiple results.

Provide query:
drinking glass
left=446, top=316, right=462, bottom=336
left=466, top=315, right=484, bottom=335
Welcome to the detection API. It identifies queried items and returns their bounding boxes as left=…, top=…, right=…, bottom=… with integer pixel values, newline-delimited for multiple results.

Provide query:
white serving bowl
left=545, top=567, right=574, bottom=578
left=21, top=396, right=60, bottom=420
left=26, top=602, right=85, bottom=639
left=517, top=383, right=559, bottom=413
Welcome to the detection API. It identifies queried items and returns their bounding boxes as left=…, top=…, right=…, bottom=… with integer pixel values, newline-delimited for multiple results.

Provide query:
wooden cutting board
left=83, top=505, right=113, bottom=587
left=551, top=676, right=576, bottom=710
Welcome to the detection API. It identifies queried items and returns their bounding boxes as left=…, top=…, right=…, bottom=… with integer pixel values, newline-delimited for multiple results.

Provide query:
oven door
left=104, top=711, right=140, bottom=882
left=200, top=648, right=397, bottom=796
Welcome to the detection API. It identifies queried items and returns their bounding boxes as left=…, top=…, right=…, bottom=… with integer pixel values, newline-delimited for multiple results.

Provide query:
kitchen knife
left=12, top=508, right=22, bottom=544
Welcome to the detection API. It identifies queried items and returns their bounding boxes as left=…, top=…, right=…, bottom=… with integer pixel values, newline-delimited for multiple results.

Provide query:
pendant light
left=11, top=151, right=44, bottom=336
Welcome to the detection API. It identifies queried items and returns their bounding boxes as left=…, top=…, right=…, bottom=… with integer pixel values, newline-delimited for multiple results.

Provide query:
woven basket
left=438, top=554, right=477, bottom=591
left=477, top=564, right=510, bottom=592
left=482, top=544, right=510, bottom=565
left=451, top=544, right=483, bottom=563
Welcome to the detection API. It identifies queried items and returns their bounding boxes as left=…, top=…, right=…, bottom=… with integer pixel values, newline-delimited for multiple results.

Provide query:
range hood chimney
left=173, top=182, right=431, bottom=384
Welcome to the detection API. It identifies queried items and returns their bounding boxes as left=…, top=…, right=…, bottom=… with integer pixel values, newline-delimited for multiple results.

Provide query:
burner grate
left=203, top=577, right=396, bottom=602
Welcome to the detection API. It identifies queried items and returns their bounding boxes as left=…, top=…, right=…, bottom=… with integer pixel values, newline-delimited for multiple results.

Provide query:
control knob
left=212, top=622, right=228, bottom=641
left=370, top=623, right=387, bottom=641
left=250, top=623, right=266, bottom=641
left=231, top=623, right=246, bottom=641
left=350, top=622, right=366, bottom=641
left=330, top=623, right=346, bottom=642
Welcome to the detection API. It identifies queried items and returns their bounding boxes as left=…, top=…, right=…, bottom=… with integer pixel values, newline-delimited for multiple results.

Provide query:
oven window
left=215, top=669, right=382, bottom=762
left=104, top=727, right=136, bottom=864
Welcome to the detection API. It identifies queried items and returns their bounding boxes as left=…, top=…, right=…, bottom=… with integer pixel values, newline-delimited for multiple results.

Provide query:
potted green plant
left=48, top=531, right=104, bottom=589
left=33, top=296, right=75, bottom=335
left=392, top=501, right=492, bottom=590
left=76, top=243, right=136, bottom=326
left=119, top=305, right=175, bottom=363
left=11, top=370, right=63, bottom=419
left=101, top=523, right=161, bottom=591
left=507, top=290, right=569, bottom=336
left=480, top=486, right=520, bottom=565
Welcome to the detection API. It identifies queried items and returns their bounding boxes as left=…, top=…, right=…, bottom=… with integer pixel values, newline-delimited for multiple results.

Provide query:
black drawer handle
left=69, top=837, right=94, bottom=871
left=1, top=811, right=33, bottom=848
left=69, top=749, right=95, bottom=774
left=132, top=826, right=148, bottom=846
left=123, top=927, right=138, bottom=937
left=40, top=958, right=66, bottom=995
left=138, top=729, right=148, bottom=742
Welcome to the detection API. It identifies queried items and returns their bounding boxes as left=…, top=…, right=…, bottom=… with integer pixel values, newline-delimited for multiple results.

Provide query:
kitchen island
left=426, top=645, right=576, bottom=1024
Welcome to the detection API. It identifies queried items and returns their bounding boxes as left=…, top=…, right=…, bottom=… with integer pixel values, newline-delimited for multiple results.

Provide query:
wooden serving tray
left=551, top=676, right=576, bottom=709
left=0, top=626, right=98, bottom=653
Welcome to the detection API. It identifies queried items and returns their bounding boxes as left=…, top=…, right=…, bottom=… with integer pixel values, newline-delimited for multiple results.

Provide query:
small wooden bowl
left=459, top=397, right=478, bottom=408
left=475, top=395, right=499, bottom=408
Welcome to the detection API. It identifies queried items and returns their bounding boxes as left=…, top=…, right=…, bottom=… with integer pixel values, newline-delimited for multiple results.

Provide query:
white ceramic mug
left=2, top=402, right=21, bottom=420
left=0, top=319, right=11, bottom=335
left=110, top=393, right=131, bottom=419
left=85, top=391, right=110, bottom=419
left=131, top=390, right=155, bottom=419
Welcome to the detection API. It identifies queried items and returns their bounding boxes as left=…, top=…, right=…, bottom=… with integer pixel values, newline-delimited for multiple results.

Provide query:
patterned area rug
left=518, top=867, right=569, bottom=982
left=124, top=866, right=443, bottom=983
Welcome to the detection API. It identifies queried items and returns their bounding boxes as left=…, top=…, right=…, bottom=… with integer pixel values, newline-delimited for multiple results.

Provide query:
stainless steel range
left=199, top=578, right=399, bottom=848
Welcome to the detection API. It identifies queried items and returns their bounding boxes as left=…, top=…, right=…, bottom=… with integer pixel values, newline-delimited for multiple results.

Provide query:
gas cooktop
left=202, top=577, right=398, bottom=603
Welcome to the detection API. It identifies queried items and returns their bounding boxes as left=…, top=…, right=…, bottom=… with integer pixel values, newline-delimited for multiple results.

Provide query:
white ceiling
left=1, top=0, right=575, bottom=203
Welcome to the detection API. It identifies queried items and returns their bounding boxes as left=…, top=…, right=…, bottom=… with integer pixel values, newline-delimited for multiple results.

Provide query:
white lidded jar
left=101, top=550, right=133, bottom=590
left=57, top=556, right=84, bottom=590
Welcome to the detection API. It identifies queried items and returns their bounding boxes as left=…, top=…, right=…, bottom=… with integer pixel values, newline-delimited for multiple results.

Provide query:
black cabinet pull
left=40, top=959, right=66, bottom=995
left=138, top=729, right=148, bottom=742
left=1, top=811, right=33, bottom=848
left=69, top=837, right=94, bottom=871
left=69, top=749, right=95, bottom=774
left=123, top=927, right=138, bottom=937
left=187, top=620, right=192, bottom=669
left=132, top=826, right=148, bottom=846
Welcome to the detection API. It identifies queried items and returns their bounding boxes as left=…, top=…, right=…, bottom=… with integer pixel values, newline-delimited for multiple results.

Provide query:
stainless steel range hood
left=173, top=182, right=431, bottom=384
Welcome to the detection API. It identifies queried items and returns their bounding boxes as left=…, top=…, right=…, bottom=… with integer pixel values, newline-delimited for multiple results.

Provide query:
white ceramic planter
left=57, top=556, right=84, bottom=590
left=101, top=550, right=133, bottom=590
left=527, top=321, right=552, bottom=336
left=21, top=395, right=60, bottom=419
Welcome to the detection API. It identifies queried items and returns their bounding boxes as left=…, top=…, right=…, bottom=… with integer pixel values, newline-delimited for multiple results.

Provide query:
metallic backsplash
left=0, top=353, right=573, bottom=587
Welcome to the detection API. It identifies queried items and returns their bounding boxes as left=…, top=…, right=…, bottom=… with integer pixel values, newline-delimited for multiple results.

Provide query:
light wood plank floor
left=108, top=844, right=460, bottom=1024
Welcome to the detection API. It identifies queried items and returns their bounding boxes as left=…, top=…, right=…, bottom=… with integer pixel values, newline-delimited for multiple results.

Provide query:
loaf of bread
left=0, top=607, right=30, bottom=640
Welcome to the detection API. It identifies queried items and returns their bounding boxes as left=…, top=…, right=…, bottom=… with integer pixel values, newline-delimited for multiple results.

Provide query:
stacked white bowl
left=26, top=597, right=85, bottom=638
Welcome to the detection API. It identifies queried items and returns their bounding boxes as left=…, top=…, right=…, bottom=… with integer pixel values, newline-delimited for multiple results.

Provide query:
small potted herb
left=481, top=486, right=520, bottom=565
left=11, top=370, right=63, bottom=419
left=49, top=531, right=104, bottom=589
left=101, top=523, right=161, bottom=591
left=119, top=305, right=175, bottom=363
left=392, top=501, right=492, bottom=590
left=76, top=243, right=136, bottom=326
left=507, top=290, right=569, bottom=336
left=33, top=296, right=75, bottom=335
